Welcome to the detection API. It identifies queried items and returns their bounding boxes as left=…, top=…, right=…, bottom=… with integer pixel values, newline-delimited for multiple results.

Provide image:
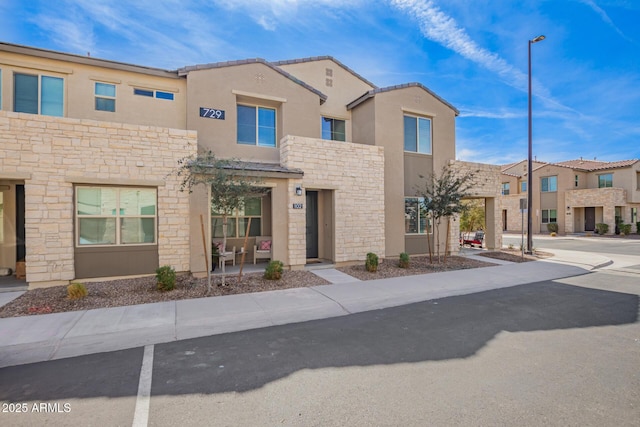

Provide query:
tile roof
left=346, top=82, right=459, bottom=115
left=272, top=56, right=377, bottom=89
left=178, top=58, right=327, bottom=104
left=553, top=159, right=638, bottom=171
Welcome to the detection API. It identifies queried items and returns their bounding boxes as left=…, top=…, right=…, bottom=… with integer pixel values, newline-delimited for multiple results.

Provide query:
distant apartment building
left=501, top=158, right=640, bottom=235
left=1, top=42, right=500, bottom=289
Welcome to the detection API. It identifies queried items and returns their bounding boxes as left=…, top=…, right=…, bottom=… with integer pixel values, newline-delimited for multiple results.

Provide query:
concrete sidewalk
left=0, top=251, right=604, bottom=368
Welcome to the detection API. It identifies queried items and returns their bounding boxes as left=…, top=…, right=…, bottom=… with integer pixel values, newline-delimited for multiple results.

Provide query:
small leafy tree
left=176, top=151, right=265, bottom=289
left=416, top=165, right=477, bottom=263
left=459, top=199, right=485, bottom=238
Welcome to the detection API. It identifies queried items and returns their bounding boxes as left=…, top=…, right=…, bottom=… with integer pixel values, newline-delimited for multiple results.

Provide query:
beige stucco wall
left=281, top=135, right=385, bottom=265
left=0, top=48, right=186, bottom=128
left=183, top=62, right=322, bottom=163
left=0, top=111, right=196, bottom=288
left=278, top=58, right=374, bottom=143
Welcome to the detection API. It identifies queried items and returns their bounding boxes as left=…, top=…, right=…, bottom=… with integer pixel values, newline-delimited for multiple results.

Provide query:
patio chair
left=253, top=236, right=272, bottom=264
left=212, top=239, right=235, bottom=269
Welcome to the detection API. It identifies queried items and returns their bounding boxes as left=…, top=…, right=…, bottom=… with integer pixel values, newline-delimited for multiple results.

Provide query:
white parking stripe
left=132, top=345, right=154, bottom=427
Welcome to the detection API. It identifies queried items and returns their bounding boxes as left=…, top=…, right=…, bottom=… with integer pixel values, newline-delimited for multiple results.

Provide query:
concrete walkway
left=0, top=249, right=612, bottom=368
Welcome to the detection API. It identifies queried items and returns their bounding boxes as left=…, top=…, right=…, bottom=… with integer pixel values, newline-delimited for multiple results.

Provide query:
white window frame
left=403, top=114, right=432, bottom=155
left=13, top=72, right=64, bottom=116
left=404, top=197, right=432, bottom=234
left=95, top=82, right=116, bottom=112
left=541, top=209, right=557, bottom=224
left=502, top=183, right=510, bottom=195
left=236, top=104, right=277, bottom=147
left=541, top=176, right=557, bottom=192
left=598, top=173, right=613, bottom=188
left=321, top=116, right=346, bottom=142
left=75, top=186, right=157, bottom=247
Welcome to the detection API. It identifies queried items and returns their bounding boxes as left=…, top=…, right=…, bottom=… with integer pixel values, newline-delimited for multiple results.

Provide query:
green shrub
left=595, top=223, right=609, bottom=235
left=636, top=222, right=640, bottom=235
left=546, top=223, right=559, bottom=233
left=156, top=265, right=176, bottom=291
left=67, top=282, right=88, bottom=300
left=264, top=260, right=284, bottom=280
left=399, top=252, right=410, bottom=268
left=365, top=252, right=379, bottom=273
left=619, top=223, right=632, bottom=235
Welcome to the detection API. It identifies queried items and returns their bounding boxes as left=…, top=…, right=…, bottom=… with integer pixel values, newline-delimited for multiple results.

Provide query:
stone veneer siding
left=0, top=111, right=197, bottom=288
left=450, top=160, right=502, bottom=251
left=280, top=136, right=385, bottom=265
left=565, top=187, right=627, bottom=234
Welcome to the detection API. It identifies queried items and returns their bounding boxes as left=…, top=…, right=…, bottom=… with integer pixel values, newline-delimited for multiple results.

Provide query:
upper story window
left=95, top=82, right=116, bottom=112
left=321, top=117, right=346, bottom=141
left=598, top=173, right=613, bottom=188
left=501, top=183, right=510, bottom=195
left=0, top=69, right=2, bottom=110
left=133, top=88, right=174, bottom=100
left=541, top=176, right=557, bottom=192
left=574, top=175, right=579, bottom=187
left=403, top=115, right=432, bottom=154
left=14, top=73, right=63, bottom=117
left=520, top=181, right=527, bottom=193
left=237, top=104, right=276, bottom=147
left=76, top=186, right=156, bottom=246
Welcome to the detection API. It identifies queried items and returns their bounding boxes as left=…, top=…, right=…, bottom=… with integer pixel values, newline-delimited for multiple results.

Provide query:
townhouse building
left=1, top=42, right=501, bottom=289
left=501, top=158, right=640, bottom=235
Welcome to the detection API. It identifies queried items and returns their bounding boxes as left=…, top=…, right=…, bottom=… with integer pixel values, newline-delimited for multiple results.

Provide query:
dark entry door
left=16, top=185, right=26, bottom=261
left=306, top=191, right=318, bottom=259
left=585, top=207, right=596, bottom=231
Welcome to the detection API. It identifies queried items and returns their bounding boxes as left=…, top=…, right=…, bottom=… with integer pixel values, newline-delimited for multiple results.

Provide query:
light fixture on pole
left=527, top=34, right=545, bottom=255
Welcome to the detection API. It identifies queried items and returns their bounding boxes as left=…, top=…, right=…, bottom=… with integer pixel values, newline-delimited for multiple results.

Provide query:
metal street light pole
left=527, top=34, right=545, bottom=254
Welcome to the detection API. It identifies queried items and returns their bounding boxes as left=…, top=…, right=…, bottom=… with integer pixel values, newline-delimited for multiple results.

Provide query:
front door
left=306, top=191, right=318, bottom=259
left=585, top=207, right=595, bottom=232
left=16, top=185, right=25, bottom=262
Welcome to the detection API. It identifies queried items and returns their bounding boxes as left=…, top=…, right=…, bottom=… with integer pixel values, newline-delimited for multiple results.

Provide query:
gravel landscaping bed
left=0, top=252, right=531, bottom=318
left=337, top=255, right=494, bottom=281
left=0, top=271, right=329, bottom=319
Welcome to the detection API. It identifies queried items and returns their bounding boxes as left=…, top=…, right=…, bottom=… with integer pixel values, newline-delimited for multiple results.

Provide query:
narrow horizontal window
left=155, top=91, right=174, bottom=100
left=134, top=88, right=154, bottom=97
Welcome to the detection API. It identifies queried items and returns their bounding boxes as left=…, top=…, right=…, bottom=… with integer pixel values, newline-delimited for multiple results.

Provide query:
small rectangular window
left=541, top=209, right=557, bottom=224
left=321, top=117, right=346, bottom=141
left=237, top=105, right=276, bottom=147
left=574, top=175, right=579, bottom=187
left=520, top=181, right=527, bottom=193
left=95, top=82, right=116, bottom=112
left=598, top=173, right=613, bottom=188
left=403, top=115, right=432, bottom=154
left=541, top=176, right=557, bottom=192
left=134, top=88, right=154, bottom=97
left=155, top=91, right=174, bottom=100
left=404, top=197, right=431, bottom=234
left=501, top=183, right=510, bottom=196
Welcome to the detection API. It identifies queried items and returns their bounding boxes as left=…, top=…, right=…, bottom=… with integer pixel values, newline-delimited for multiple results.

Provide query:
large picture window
left=14, top=73, right=64, bottom=117
left=237, top=105, right=276, bottom=147
left=321, top=117, right=346, bottom=141
left=76, top=187, right=156, bottom=246
left=405, top=197, right=431, bottom=234
left=541, top=176, right=557, bottom=192
left=403, top=115, right=432, bottom=154
left=212, top=197, right=262, bottom=238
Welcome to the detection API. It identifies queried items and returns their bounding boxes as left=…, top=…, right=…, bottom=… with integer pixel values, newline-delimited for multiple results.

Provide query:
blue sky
left=1, top=0, right=638, bottom=165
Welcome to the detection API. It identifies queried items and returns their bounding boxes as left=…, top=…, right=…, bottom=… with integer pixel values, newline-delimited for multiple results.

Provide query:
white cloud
left=577, top=0, right=633, bottom=42
left=34, top=15, right=95, bottom=54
